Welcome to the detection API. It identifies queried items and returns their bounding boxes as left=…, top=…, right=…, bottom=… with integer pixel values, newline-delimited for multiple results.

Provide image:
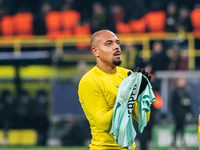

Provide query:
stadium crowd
left=0, top=0, right=200, bottom=69
left=0, top=0, right=199, bottom=37
left=0, top=88, right=49, bottom=145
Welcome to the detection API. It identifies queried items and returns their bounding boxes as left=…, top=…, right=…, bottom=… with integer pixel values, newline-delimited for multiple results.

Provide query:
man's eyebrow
left=105, top=40, right=113, bottom=43
left=104, top=39, right=120, bottom=43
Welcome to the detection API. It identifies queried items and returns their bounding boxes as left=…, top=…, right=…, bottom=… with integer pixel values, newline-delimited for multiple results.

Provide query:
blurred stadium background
left=0, top=0, right=199, bottom=149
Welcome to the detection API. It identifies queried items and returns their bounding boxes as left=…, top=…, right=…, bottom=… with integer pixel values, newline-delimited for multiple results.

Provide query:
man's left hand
left=136, top=67, right=151, bottom=96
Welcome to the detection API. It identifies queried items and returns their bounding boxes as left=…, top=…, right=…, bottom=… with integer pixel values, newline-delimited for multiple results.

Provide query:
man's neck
left=96, top=63, right=117, bottom=74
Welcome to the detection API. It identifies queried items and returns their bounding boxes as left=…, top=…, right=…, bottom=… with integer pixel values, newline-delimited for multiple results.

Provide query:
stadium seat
left=62, top=10, right=80, bottom=38
left=130, top=17, right=146, bottom=33
left=74, top=23, right=91, bottom=50
left=1, top=16, right=15, bottom=36
left=8, top=130, right=37, bottom=146
left=190, top=8, right=200, bottom=37
left=21, top=130, right=37, bottom=145
left=45, top=11, right=62, bottom=39
left=116, top=22, right=131, bottom=34
left=14, top=12, right=33, bottom=38
left=145, top=11, right=166, bottom=33
left=8, top=130, right=21, bottom=145
left=0, top=130, right=4, bottom=145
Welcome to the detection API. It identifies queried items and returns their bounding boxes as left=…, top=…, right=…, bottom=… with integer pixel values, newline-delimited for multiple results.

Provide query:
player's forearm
left=96, top=108, right=114, bottom=132
left=146, top=110, right=151, bottom=123
left=132, top=100, right=151, bottom=122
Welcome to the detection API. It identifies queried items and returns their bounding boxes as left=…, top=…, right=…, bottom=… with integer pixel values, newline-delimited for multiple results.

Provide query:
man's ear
left=91, top=47, right=99, bottom=57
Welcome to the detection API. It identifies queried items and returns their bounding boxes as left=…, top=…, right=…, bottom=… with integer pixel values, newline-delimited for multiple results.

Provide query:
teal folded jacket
left=110, top=72, right=155, bottom=150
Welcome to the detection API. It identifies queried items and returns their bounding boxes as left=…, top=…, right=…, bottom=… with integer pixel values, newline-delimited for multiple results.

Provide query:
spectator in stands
left=72, top=0, right=92, bottom=23
left=148, top=41, right=168, bottom=74
left=0, top=6, right=6, bottom=21
left=165, top=2, right=178, bottom=32
left=73, top=60, right=89, bottom=84
left=175, top=6, right=193, bottom=49
left=30, top=89, right=49, bottom=145
left=167, top=45, right=188, bottom=70
left=1, top=90, right=16, bottom=129
left=134, top=49, right=146, bottom=70
left=170, top=77, right=191, bottom=148
left=15, top=90, right=32, bottom=129
left=34, top=2, right=51, bottom=35
left=176, top=5, right=193, bottom=33
left=116, top=0, right=145, bottom=21
left=109, top=4, right=129, bottom=34
left=90, top=2, right=107, bottom=33
left=121, top=44, right=135, bottom=69
left=0, top=89, right=16, bottom=145
left=106, top=4, right=123, bottom=32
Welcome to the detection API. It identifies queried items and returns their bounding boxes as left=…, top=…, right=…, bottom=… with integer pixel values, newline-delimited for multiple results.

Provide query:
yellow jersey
left=198, top=108, right=200, bottom=148
left=78, top=66, right=146, bottom=150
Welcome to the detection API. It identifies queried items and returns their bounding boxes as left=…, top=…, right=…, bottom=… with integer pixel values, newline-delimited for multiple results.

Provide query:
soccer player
left=78, top=30, right=151, bottom=150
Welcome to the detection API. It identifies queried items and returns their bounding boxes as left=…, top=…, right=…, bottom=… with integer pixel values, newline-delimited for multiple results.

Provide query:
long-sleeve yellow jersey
left=78, top=66, right=149, bottom=150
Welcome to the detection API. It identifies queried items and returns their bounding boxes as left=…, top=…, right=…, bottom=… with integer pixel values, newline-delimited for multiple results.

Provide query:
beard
left=112, top=60, right=122, bottom=66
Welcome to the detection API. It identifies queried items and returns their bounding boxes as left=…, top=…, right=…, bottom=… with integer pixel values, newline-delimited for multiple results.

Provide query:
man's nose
left=114, top=43, right=120, bottom=50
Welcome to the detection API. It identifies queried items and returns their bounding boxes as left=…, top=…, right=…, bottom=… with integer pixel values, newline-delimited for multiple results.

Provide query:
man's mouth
left=113, top=52, right=121, bottom=56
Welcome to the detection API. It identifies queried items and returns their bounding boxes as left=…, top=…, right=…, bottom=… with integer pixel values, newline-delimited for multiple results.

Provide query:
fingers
left=148, top=76, right=151, bottom=82
left=144, top=71, right=151, bottom=81
left=136, top=67, right=141, bottom=72
left=145, top=72, right=148, bottom=77
left=141, top=68, right=145, bottom=75
left=136, top=67, right=151, bottom=81
left=127, top=71, right=132, bottom=76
